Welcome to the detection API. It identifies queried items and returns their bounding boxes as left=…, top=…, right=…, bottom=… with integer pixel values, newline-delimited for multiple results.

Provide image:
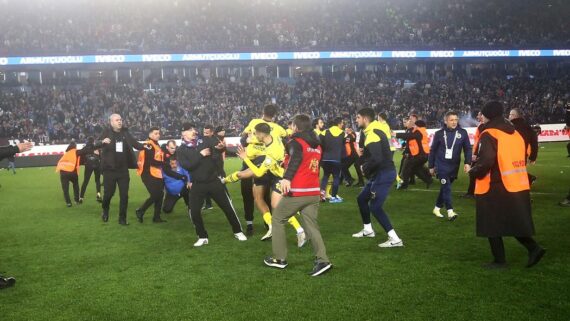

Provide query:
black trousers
left=189, top=180, right=242, bottom=238
left=401, top=155, right=432, bottom=186
left=163, top=187, right=189, bottom=213
left=139, top=174, right=164, bottom=219
left=341, top=155, right=364, bottom=184
left=80, top=165, right=101, bottom=198
left=488, top=236, right=539, bottom=263
left=102, top=169, right=130, bottom=221
left=399, top=155, right=416, bottom=184
left=241, top=177, right=254, bottom=222
left=60, top=171, right=79, bottom=204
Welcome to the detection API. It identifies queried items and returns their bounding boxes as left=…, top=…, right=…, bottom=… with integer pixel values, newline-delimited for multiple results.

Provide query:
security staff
left=162, top=155, right=191, bottom=214
left=96, top=114, right=145, bottom=225
left=56, top=142, right=87, bottom=207
left=396, top=115, right=433, bottom=189
left=177, top=123, right=247, bottom=247
left=135, top=127, right=167, bottom=223
left=201, top=124, right=221, bottom=210
left=319, top=117, right=345, bottom=203
left=470, top=101, right=545, bottom=269
left=428, top=112, right=472, bottom=220
left=79, top=137, right=102, bottom=203
left=264, top=114, right=332, bottom=276
left=353, top=108, right=404, bottom=248
left=509, top=108, right=539, bottom=185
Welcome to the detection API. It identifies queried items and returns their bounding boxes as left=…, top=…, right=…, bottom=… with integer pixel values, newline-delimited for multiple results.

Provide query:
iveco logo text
left=95, top=55, right=126, bottom=63
left=430, top=51, right=454, bottom=58
left=251, top=53, right=279, bottom=60
left=391, top=51, right=417, bottom=58
left=553, top=50, right=570, bottom=56
left=293, top=52, right=320, bottom=59
left=518, top=50, right=541, bottom=57
left=142, top=55, right=172, bottom=62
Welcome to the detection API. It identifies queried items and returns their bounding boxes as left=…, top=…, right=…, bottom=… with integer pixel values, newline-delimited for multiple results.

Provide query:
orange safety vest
left=137, top=140, right=164, bottom=178
left=408, top=127, right=430, bottom=156
left=474, top=129, right=530, bottom=195
left=56, top=149, right=80, bottom=174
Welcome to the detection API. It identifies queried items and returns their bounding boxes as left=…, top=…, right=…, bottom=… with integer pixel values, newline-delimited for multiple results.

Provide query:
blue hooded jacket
left=163, top=162, right=191, bottom=196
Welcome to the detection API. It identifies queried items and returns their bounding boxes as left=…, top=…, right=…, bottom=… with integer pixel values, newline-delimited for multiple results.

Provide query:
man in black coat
left=470, top=101, right=545, bottom=269
left=508, top=108, right=538, bottom=184
left=95, top=114, right=145, bottom=225
left=177, top=123, right=246, bottom=247
left=0, top=141, right=32, bottom=290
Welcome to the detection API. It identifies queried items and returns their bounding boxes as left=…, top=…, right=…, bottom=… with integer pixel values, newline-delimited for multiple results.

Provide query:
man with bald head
left=96, top=114, right=145, bottom=225
left=508, top=108, right=539, bottom=185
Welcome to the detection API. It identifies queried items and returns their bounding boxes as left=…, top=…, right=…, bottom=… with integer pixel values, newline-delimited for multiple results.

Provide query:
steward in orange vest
left=56, top=142, right=87, bottom=207
left=135, top=127, right=167, bottom=223
left=395, top=118, right=433, bottom=189
left=469, top=101, right=545, bottom=269
left=465, top=112, right=485, bottom=198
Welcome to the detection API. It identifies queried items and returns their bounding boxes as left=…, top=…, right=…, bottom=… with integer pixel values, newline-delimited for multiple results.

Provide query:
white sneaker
left=234, top=232, right=247, bottom=241
left=193, top=238, right=209, bottom=247
left=378, top=238, right=404, bottom=248
left=432, top=208, right=444, bottom=218
left=261, top=228, right=272, bottom=241
left=297, top=231, right=307, bottom=248
left=448, top=211, right=458, bottom=221
left=352, top=229, right=376, bottom=238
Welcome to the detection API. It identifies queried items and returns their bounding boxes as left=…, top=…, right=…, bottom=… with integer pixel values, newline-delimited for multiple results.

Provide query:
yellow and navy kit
left=242, top=118, right=287, bottom=160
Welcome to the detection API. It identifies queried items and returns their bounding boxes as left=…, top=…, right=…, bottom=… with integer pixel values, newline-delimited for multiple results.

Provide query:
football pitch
left=1, top=143, right=569, bottom=321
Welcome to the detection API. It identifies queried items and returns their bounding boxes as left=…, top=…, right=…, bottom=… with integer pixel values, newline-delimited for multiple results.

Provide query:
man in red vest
left=264, top=114, right=332, bottom=277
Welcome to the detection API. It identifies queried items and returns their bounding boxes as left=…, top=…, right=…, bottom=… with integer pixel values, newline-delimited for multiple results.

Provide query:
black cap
left=481, top=101, right=504, bottom=120
left=181, top=123, right=196, bottom=132
left=215, top=126, right=225, bottom=134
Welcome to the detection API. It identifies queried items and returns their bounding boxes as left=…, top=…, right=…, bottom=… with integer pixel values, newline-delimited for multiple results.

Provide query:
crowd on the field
left=1, top=65, right=568, bottom=144
left=1, top=0, right=569, bottom=55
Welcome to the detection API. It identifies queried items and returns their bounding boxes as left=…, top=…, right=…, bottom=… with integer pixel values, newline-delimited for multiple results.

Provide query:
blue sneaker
left=329, top=196, right=344, bottom=203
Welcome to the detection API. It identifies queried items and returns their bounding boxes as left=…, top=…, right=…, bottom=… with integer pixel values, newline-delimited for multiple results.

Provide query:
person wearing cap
left=428, top=111, right=472, bottom=220
left=176, top=123, right=247, bottom=247
left=470, top=101, right=545, bottom=269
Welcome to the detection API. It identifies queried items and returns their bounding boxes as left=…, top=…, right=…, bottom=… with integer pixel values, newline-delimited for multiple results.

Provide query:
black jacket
left=79, top=143, right=101, bottom=168
left=95, top=127, right=144, bottom=171
left=0, top=145, right=19, bottom=161
left=470, top=118, right=534, bottom=237
left=511, top=118, right=539, bottom=162
left=177, top=138, right=220, bottom=183
left=284, top=131, right=321, bottom=181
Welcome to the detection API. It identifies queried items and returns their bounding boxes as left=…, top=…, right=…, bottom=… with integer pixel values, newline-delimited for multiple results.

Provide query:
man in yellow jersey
left=225, top=123, right=307, bottom=247
left=239, top=104, right=288, bottom=235
left=377, top=113, right=399, bottom=183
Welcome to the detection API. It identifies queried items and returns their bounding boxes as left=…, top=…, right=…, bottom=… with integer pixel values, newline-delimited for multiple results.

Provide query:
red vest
left=286, top=137, right=322, bottom=197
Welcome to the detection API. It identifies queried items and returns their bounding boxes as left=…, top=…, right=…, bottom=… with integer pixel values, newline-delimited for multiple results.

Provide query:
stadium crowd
left=1, top=0, right=569, bottom=55
left=1, top=64, right=568, bottom=144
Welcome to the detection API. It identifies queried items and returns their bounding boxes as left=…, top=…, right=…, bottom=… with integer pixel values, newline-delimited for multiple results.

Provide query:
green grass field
left=1, top=143, right=569, bottom=321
